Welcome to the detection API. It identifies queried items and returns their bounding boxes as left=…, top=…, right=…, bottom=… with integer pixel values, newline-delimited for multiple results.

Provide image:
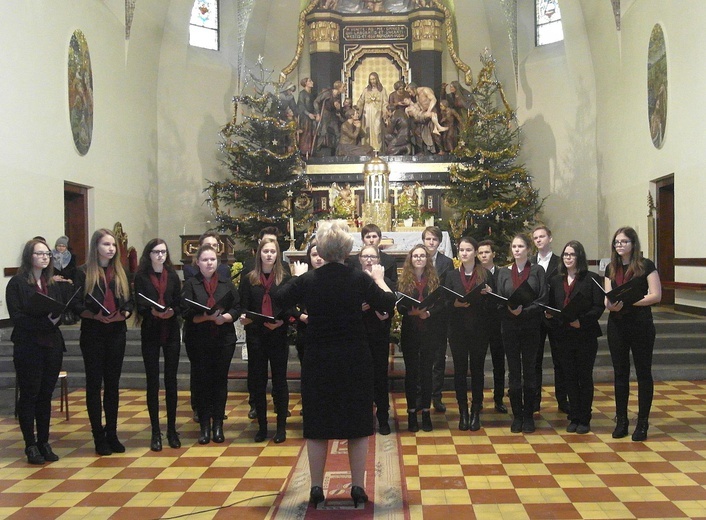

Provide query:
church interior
left=2, top=1, right=706, bottom=518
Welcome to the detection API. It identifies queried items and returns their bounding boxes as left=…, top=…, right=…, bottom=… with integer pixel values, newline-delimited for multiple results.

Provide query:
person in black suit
left=134, top=238, right=182, bottom=451
left=424, top=226, right=454, bottom=413
left=239, top=238, right=291, bottom=444
left=477, top=240, right=507, bottom=413
left=531, top=225, right=568, bottom=414
left=494, top=234, right=548, bottom=434
left=544, top=241, right=605, bottom=434
left=181, top=244, right=240, bottom=445
left=444, top=237, right=495, bottom=431
left=73, top=228, right=134, bottom=455
left=347, top=224, right=397, bottom=289
left=183, top=231, right=231, bottom=423
left=7, top=239, right=68, bottom=465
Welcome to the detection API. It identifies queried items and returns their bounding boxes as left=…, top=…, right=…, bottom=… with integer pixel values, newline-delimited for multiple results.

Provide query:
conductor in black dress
left=276, top=221, right=395, bottom=509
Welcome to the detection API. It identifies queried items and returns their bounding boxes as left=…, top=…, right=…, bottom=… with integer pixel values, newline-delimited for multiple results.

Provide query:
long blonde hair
left=398, top=244, right=439, bottom=295
left=84, top=228, right=130, bottom=300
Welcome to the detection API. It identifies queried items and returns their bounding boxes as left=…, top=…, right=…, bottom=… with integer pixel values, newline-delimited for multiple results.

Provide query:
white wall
left=0, top=1, right=165, bottom=319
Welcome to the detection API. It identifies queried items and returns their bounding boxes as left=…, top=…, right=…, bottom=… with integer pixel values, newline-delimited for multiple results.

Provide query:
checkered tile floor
left=1, top=382, right=706, bottom=519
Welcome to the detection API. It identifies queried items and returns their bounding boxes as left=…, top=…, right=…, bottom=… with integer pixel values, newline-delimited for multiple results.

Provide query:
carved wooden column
left=409, top=8, right=444, bottom=93
left=306, top=11, right=343, bottom=93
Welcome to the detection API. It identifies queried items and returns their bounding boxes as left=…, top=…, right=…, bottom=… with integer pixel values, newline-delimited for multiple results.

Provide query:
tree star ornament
left=272, top=138, right=278, bottom=146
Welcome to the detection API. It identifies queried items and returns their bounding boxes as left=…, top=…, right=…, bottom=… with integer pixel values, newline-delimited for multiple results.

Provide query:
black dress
left=275, top=262, right=396, bottom=439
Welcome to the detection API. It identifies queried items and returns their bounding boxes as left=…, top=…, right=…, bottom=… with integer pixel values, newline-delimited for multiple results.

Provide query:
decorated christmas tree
left=206, top=59, right=310, bottom=254
left=444, top=52, right=543, bottom=260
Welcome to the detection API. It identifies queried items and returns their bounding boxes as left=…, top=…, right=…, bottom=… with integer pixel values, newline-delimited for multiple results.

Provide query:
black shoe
left=576, top=423, right=591, bottom=435
left=192, top=410, right=199, bottom=423
left=421, top=411, right=433, bottom=432
left=150, top=432, right=162, bottom=452
left=432, top=398, right=446, bottom=413
left=378, top=420, right=391, bottom=435
left=212, top=420, right=225, bottom=443
left=198, top=422, right=211, bottom=445
left=566, top=421, right=578, bottom=433
left=458, top=408, right=470, bottom=431
left=25, top=445, right=45, bottom=465
left=612, top=415, right=629, bottom=439
left=632, top=418, right=649, bottom=442
left=510, top=416, right=523, bottom=433
left=106, top=434, right=125, bottom=453
left=494, top=399, right=508, bottom=414
left=558, top=401, right=571, bottom=415
left=254, top=427, right=267, bottom=443
left=522, top=416, right=536, bottom=433
left=166, top=430, right=181, bottom=449
left=93, top=431, right=112, bottom=456
left=351, top=485, right=368, bottom=508
left=248, top=407, right=258, bottom=420
left=273, top=418, right=287, bottom=444
left=309, top=486, right=325, bottom=509
left=469, top=411, right=481, bottom=431
left=408, top=412, right=419, bottom=433
left=38, top=442, right=59, bottom=462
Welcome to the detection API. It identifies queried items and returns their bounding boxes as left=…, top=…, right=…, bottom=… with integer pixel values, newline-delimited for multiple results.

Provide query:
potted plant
left=420, top=207, right=438, bottom=226
left=397, top=192, right=419, bottom=227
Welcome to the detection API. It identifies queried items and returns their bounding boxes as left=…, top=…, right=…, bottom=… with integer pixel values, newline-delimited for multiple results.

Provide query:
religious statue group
left=277, top=74, right=476, bottom=158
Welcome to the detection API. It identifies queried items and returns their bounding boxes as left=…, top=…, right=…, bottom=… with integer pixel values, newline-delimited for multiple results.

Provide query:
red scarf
left=511, top=261, right=531, bottom=289
left=149, top=269, right=168, bottom=306
left=103, top=266, right=117, bottom=313
left=36, top=275, right=48, bottom=296
left=414, top=277, right=428, bottom=300
left=260, top=272, right=275, bottom=316
left=460, top=266, right=478, bottom=294
left=204, top=274, right=219, bottom=308
left=563, top=276, right=576, bottom=307
left=615, top=264, right=632, bottom=286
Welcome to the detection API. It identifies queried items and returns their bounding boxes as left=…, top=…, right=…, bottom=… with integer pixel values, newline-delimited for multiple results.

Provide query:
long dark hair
left=18, top=238, right=54, bottom=286
left=137, top=238, right=174, bottom=274
left=366, top=72, right=383, bottom=92
left=458, top=236, right=489, bottom=284
left=608, top=226, right=644, bottom=280
left=558, top=240, right=589, bottom=277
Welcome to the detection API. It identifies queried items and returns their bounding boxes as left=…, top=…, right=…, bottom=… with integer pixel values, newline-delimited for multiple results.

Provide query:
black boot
left=612, top=414, right=629, bottom=439
left=522, top=411, right=535, bottom=433
left=105, top=431, right=125, bottom=453
left=93, top=428, right=112, bottom=456
left=458, top=405, right=470, bottom=431
left=509, top=390, right=523, bottom=433
left=273, top=415, right=287, bottom=444
left=494, top=397, right=508, bottom=414
left=254, top=417, right=268, bottom=442
left=25, top=445, right=45, bottom=465
left=632, top=418, right=649, bottom=442
left=212, top=419, right=225, bottom=443
left=198, top=420, right=211, bottom=444
left=377, top=414, right=391, bottom=435
left=38, top=442, right=59, bottom=462
left=408, top=412, right=419, bottom=432
left=150, top=431, right=162, bottom=452
left=469, top=404, right=481, bottom=431
left=421, top=411, right=433, bottom=432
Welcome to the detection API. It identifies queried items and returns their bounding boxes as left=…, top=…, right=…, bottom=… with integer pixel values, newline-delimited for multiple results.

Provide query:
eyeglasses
left=151, top=249, right=168, bottom=256
left=360, top=255, right=378, bottom=260
left=562, top=253, right=577, bottom=258
left=412, top=254, right=427, bottom=259
left=33, top=251, right=52, bottom=257
left=613, top=240, right=632, bottom=247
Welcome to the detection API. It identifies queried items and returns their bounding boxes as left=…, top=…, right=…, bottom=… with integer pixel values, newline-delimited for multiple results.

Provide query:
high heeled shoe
left=351, top=485, right=368, bottom=508
left=309, top=486, right=325, bottom=509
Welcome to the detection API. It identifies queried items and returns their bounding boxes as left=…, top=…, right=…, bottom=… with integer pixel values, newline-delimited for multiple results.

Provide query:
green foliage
left=444, top=52, right=543, bottom=261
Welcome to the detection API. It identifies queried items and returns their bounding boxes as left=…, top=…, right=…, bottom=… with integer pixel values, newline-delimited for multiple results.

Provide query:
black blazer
left=545, top=271, right=605, bottom=338
left=531, top=252, right=561, bottom=281
left=238, top=271, right=291, bottom=337
left=444, top=266, right=495, bottom=331
left=432, top=253, right=455, bottom=284
left=73, top=266, right=134, bottom=318
left=6, top=275, right=67, bottom=348
left=181, top=272, right=241, bottom=344
left=495, top=263, right=548, bottom=321
left=133, top=268, right=182, bottom=344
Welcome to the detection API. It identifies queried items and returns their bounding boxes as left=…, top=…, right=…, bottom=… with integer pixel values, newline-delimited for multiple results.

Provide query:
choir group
left=7, top=223, right=661, bottom=479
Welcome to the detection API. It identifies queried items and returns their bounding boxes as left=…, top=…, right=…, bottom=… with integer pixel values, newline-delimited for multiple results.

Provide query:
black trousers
left=502, top=318, right=540, bottom=415
left=141, top=338, right=180, bottom=433
left=449, top=328, right=489, bottom=410
left=189, top=337, right=235, bottom=423
left=555, top=330, right=598, bottom=425
left=367, top=332, right=391, bottom=421
left=14, top=338, right=63, bottom=447
left=431, top=318, right=449, bottom=400
left=608, top=315, right=656, bottom=419
left=535, top=322, right=567, bottom=406
left=402, top=328, right=435, bottom=411
left=487, top=317, right=506, bottom=401
left=247, top=332, right=289, bottom=423
left=80, top=322, right=126, bottom=435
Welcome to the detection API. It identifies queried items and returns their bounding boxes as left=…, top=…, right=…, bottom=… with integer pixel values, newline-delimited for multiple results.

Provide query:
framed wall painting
left=68, top=30, right=94, bottom=156
left=647, top=24, right=667, bottom=149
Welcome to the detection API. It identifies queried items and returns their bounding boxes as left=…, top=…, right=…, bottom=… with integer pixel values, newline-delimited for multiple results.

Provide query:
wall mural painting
left=647, top=23, right=667, bottom=149
left=68, top=30, right=94, bottom=156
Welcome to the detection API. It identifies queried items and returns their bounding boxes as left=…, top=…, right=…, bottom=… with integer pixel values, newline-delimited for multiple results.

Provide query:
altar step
left=0, top=307, right=704, bottom=394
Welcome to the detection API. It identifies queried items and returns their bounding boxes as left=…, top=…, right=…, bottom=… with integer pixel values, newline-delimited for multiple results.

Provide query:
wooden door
left=64, top=183, right=89, bottom=266
left=656, top=179, right=674, bottom=304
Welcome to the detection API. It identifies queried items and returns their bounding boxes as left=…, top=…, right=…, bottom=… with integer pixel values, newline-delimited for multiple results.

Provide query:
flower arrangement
left=397, top=192, right=419, bottom=220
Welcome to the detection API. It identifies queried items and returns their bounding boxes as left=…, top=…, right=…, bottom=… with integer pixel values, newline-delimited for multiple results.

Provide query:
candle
left=289, top=217, right=295, bottom=240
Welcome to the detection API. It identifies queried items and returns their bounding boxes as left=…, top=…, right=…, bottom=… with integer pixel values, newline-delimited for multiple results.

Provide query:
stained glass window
left=189, top=0, right=219, bottom=50
left=536, top=0, right=563, bottom=46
